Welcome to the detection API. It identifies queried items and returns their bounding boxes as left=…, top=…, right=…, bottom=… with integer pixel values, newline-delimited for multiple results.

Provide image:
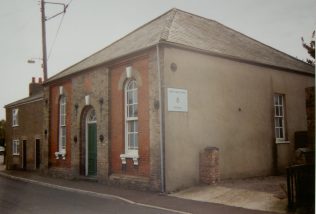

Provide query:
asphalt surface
left=0, top=176, right=177, bottom=214
left=0, top=161, right=280, bottom=214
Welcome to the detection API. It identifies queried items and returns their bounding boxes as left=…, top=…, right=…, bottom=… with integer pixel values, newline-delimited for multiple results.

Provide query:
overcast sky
left=0, top=0, right=315, bottom=120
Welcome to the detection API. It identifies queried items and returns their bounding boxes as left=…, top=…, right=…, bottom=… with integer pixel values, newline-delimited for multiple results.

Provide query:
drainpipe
left=156, top=44, right=165, bottom=193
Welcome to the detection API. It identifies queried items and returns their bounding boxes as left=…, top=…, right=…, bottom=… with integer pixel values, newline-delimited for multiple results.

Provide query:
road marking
left=0, top=172, right=191, bottom=214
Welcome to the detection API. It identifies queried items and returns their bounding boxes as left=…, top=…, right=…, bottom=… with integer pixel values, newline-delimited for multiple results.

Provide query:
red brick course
left=110, top=56, right=150, bottom=177
left=199, top=147, right=220, bottom=184
left=49, top=81, right=72, bottom=169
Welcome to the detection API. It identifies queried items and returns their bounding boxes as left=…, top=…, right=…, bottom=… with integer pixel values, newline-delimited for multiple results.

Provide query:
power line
left=47, top=0, right=73, bottom=61
left=47, top=13, right=65, bottom=60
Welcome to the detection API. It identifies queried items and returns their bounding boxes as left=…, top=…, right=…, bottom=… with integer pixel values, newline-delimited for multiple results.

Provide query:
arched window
left=125, top=80, right=138, bottom=154
left=59, top=96, right=66, bottom=153
left=87, top=109, right=96, bottom=123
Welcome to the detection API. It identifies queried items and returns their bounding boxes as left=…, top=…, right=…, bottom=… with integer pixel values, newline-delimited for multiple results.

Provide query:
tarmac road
left=0, top=165, right=280, bottom=214
left=0, top=176, right=178, bottom=214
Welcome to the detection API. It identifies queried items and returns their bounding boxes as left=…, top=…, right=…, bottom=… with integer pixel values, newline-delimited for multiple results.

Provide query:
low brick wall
left=199, top=147, right=219, bottom=184
left=109, top=174, right=151, bottom=191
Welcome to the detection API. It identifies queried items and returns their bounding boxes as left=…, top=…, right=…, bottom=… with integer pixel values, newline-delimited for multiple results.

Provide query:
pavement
left=172, top=176, right=288, bottom=213
left=0, top=159, right=286, bottom=214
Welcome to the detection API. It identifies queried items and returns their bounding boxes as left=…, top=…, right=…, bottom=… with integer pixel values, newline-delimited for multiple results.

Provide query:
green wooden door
left=88, top=123, right=97, bottom=176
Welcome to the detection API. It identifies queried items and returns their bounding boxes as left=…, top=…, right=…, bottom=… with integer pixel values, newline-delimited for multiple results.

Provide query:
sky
left=0, top=0, right=315, bottom=120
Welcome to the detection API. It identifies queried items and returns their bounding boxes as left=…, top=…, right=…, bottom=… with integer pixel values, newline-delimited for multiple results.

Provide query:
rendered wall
left=163, top=47, right=314, bottom=191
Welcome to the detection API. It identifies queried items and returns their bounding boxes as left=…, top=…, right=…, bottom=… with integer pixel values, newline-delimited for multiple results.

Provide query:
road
left=0, top=176, right=179, bottom=214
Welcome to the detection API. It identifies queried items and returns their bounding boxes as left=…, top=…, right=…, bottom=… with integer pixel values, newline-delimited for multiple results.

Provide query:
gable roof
left=46, top=8, right=314, bottom=83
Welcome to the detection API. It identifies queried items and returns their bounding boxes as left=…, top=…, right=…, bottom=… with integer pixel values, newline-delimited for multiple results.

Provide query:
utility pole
left=39, top=1, right=68, bottom=81
left=41, top=0, right=48, bottom=81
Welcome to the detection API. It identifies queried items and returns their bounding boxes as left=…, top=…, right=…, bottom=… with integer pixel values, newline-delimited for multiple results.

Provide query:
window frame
left=273, top=94, right=287, bottom=143
left=124, top=79, right=138, bottom=155
left=58, top=95, right=67, bottom=153
left=12, top=108, right=19, bottom=127
left=12, top=139, right=20, bottom=155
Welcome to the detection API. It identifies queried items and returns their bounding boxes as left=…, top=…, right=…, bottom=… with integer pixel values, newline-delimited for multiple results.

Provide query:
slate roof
left=5, top=91, right=43, bottom=108
left=46, top=8, right=314, bottom=83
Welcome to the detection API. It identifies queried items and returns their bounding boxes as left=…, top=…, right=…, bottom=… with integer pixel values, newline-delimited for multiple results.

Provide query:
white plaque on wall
left=167, top=88, right=188, bottom=112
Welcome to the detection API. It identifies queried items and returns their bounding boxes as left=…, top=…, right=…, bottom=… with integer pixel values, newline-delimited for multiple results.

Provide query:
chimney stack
left=29, top=77, right=43, bottom=96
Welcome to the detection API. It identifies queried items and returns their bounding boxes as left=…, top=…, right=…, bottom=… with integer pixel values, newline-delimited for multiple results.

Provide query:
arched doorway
left=85, top=108, right=97, bottom=176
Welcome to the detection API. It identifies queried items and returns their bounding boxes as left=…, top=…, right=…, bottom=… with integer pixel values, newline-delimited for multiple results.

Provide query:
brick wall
left=5, top=99, right=44, bottom=170
left=49, top=81, right=72, bottom=171
left=110, top=55, right=150, bottom=177
left=199, top=147, right=220, bottom=184
left=42, top=86, right=50, bottom=173
left=71, top=66, right=109, bottom=181
left=44, top=50, right=161, bottom=191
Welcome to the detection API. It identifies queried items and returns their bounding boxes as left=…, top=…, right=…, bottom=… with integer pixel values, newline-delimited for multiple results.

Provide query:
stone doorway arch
left=80, top=107, right=97, bottom=176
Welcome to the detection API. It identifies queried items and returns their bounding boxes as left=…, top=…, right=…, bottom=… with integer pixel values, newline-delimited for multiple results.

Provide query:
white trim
left=58, top=96, right=67, bottom=155
left=59, top=86, right=64, bottom=95
left=126, top=66, right=132, bottom=78
left=120, top=153, right=139, bottom=165
left=276, top=140, right=290, bottom=144
left=55, top=151, right=66, bottom=160
left=273, top=94, right=286, bottom=141
left=85, top=95, right=90, bottom=106
left=12, top=108, right=19, bottom=127
left=121, top=80, right=139, bottom=165
left=12, top=139, right=20, bottom=155
left=124, top=80, right=139, bottom=153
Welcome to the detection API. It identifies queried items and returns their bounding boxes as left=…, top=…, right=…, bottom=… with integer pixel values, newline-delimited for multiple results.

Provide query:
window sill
left=276, top=140, right=290, bottom=144
left=12, top=125, right=19, bottom=128
left=55, top=151, right=66, bottom=160
left=120, top=153, right=139, bottom=165
left=12, top=154, right=20, bottom=156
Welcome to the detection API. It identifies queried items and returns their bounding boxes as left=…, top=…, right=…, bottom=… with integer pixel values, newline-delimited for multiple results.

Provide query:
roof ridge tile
left=160, top=8, right=177, bottom=41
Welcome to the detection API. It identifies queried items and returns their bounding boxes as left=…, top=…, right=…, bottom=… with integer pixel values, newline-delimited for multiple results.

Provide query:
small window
left=12, top=108, right=19, bottom=127
left=125, top=80, right=138, bottom=154
left=59, top=96, right=66, bottom=152
left=12, top=140, right=20, bottom=155
left=274, top=94, right=286, bottom=142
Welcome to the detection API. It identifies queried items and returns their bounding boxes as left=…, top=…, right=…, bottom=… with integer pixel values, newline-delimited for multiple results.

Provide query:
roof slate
left=46, top=8, right=314, bottom=83
left=5, top=91, right=43, bottom=108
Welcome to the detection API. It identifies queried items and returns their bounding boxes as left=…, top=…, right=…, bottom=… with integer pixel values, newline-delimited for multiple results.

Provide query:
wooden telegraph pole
left=40, top=1, right=68, bottom=81
left=41, top=0, right=48, bottom=81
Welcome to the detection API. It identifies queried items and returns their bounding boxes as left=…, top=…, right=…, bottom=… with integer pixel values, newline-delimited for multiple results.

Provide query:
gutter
left=156, top=44, right=165, bottom=193
left=43, top=46, right=156, bottom=86
left=159, top=41, right=315, bottom=77
left=4, top=95, right=44, bottom=109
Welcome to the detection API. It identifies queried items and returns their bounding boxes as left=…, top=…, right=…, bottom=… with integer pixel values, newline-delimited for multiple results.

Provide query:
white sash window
left=125, top=80, right=138, bottom=155
left=274, top=94, right=286, bottom=143
left=59, top=96, right=67, bottom=153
